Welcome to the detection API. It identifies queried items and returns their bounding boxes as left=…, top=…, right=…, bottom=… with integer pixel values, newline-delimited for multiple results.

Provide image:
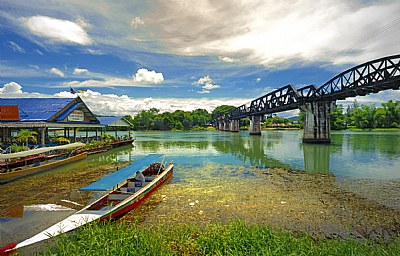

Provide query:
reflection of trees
left=302, top=144, right=330, bottom=173
left=212, top=134, right=291, bottom=168
left=88, top=145, right=133, bottom=164
left=332, top=132, right=400, bottom=157
left=137, top=141, right=210, bottom=152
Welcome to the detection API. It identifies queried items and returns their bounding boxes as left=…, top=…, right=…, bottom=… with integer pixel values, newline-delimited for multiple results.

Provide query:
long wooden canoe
left=0, top=152, right=87, bottom=184
left=0, top=155, right=173, bottom=254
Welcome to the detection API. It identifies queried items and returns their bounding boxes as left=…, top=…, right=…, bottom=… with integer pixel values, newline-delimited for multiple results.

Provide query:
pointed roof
left=97, top=116, right=133, bottom=127
left=0, top=96, right=99, bottom=124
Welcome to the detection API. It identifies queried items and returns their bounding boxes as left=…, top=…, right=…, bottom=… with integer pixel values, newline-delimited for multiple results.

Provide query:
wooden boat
left=110, top=138, right=135, bottom=148
left=0, top=154, right=173, bottom=254
left=0, top=143, right=87, bottom=184
left=0, top=152, right=87, bottom=184
left=85, top=145, right=112, bottom=155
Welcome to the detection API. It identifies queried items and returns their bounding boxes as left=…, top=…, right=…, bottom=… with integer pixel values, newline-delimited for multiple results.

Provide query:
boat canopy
left=0, top=142, right=85, bottom=161
left=79, top=154, right=165, bottom=191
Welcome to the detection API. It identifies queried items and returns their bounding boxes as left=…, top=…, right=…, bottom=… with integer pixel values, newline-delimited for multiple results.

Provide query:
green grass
left=38, top=220, right=400, bottom=256
left=346, top=127, right=400, bottom=132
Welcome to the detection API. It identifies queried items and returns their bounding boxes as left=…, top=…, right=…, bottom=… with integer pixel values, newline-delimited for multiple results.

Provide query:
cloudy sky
left=1, top=0, right=400, bottom=116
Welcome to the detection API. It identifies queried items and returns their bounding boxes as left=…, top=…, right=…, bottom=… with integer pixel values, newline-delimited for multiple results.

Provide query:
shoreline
left=1, top=160, right=399, bottom=253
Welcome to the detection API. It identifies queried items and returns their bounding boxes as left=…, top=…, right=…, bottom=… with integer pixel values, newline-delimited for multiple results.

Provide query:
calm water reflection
left=128, top=130, right=399, bottom=180
left=1, top=130, right=399, bottom=254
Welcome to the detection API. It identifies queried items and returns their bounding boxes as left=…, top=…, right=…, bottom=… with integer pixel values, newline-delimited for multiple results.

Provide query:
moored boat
left=110, top=138, right=135, bottom=148
left=0, top=143, right=87, bottom=184
left=0, top=154, right=173, bottom=254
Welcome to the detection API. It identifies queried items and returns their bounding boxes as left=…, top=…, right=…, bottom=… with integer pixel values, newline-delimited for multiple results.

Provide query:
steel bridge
left=215, top=54, right=400, bottom=142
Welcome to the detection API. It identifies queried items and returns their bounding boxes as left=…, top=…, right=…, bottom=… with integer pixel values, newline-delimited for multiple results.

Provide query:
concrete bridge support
left=218, top=121, right=224, bottom=131
left=249, top=115, right=262, bottom=135
left=300, top=101, right=335, bottom=143
left=230, top=119, right=239, bottom=132
left=223, top=120, right=230, bottom=131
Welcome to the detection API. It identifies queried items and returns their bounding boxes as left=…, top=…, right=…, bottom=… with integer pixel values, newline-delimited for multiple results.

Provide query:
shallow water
left=1, top=130, right=399, bottom=253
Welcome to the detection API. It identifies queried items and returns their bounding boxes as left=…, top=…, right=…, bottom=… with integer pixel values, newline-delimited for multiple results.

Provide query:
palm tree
left=16, top=129, right=38, bottom=148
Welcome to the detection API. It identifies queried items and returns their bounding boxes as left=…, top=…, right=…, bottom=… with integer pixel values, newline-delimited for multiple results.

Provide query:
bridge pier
left=300, top=101, right=335, bottom=143
left=249, top=115, right=262, bottom=135
left=223, top=120, right=230, bottom=131
left=218, top=121, right=224, bottom=131
left=230, top=119, right=239, bottom=132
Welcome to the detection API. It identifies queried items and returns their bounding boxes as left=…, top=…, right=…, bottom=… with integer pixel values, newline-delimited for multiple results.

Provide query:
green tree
left=211, top=105, right=236, bottom=120
left=382, top=100, right=400, bottom=127
left=374, top=107, right=387, bottom=128
left=330, top=105, right=346, bottom=130
left=16, top=129, right=38, bottom=147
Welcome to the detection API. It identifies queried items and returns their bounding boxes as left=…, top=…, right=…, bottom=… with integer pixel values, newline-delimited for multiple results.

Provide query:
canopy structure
left=80, top=154, right=165, bottom=191
left=0, top=142, right=85, bottom=161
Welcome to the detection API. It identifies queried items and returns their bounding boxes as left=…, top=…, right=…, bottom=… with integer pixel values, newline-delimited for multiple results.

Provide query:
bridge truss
left=222, top=54, right=400, bottom=121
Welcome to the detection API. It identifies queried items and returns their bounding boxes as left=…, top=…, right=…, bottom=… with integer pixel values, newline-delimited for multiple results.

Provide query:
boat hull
left=100, top=164, right=173, bottom=220
left=0, top=158, right=173, bottom=254
left=0, top=152, right=87, bottom=184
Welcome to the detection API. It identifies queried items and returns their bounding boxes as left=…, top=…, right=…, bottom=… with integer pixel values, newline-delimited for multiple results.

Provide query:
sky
left=1, top=0, right=400, bottom=117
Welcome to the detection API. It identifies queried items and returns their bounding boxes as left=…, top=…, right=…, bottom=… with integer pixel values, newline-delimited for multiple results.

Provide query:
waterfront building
left=0, top=96, right=103, bottom=147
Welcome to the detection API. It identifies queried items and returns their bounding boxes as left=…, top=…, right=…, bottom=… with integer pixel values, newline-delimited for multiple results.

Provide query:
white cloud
left=65, top=77, right=135, bottom=87
left=130, top=16, right=144, bottom=28
left=218, top=56, right=239, bottom=63
left=202, top=83, right=220, bottom=90
left=133, top=68, right=164, bottom=84
left=149, top=0, right=400, bottom=68
left=86, top=49, right=103, bottom=55
left=73, top=68, right=89, bottom=75
left=21, top=16, right=92, bottom=45
left=60, top=89, right=249, bottom=115
left=50, top=68, right=65, bottom=77
left=193, top=75, right=213, bottom=85
left=198, top=90, right=210, bottom=94
left=0, top=82, right=23, bottom=94
left=256, top=78, right=261, bottom=83
left=193, top=75, right=220, bottom=93
left=8, top=41, right=25, bottom=53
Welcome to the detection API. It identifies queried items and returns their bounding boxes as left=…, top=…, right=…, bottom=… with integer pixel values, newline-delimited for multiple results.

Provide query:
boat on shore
left=0, top=154, right=173, bottom=254
left=0, top=143, right=87, bottom=184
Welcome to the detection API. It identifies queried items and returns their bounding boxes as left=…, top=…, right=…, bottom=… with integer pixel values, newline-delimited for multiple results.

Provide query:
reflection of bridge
left=214, top=54, right=400, bottom=143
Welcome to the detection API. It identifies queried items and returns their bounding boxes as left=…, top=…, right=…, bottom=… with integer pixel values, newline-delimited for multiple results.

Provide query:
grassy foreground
left=39, top=221, right=400, bottom=256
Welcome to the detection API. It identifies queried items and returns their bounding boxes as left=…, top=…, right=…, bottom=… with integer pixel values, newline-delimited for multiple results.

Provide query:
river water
left=129, top=130, right=400, bottom=180
left=1, top=130, right=399, bottom=253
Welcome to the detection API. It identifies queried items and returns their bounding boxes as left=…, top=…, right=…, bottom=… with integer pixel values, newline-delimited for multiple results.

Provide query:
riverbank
left=2, top=163, right=399, bottom=254
left=40, top=220, right=400, bottom=255
left=42, top=164, right=400, bottom=255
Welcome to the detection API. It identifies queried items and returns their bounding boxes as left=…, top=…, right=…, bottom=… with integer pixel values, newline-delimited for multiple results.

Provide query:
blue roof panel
left=97, top=116, right=124, bottom=125
left=79, top=154, right=165, bottom=191
left=0, top=98, right=76, bottom=121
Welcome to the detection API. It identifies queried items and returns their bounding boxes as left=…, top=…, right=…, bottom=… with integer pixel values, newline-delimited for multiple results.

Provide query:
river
left=1, top=130, right=399, bottom=253
left=129, top=130, right=400, bottom=179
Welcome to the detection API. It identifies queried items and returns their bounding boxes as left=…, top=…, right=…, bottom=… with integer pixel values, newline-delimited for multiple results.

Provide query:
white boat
left=0, top=154, right=173, bottom=254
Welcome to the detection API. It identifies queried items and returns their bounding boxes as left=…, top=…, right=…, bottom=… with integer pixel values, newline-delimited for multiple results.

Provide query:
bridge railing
left=215, top=54, right=400, bottom=122
left=317, top=54, right=400, bottom=100
left=229, top=104, right=248, bottom=120
left=248, top=84, right=302, bottom=115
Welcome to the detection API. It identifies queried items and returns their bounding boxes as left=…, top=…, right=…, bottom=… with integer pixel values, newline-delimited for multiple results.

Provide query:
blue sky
left=1, top=0, right=400, bottom=116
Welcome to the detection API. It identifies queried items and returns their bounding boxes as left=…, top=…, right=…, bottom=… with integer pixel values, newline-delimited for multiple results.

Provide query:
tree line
left=124, top=105, right=239, bottom=131
left=125, top=100, right=399, bottom=131
left=328, top=99, right=400, bottom=130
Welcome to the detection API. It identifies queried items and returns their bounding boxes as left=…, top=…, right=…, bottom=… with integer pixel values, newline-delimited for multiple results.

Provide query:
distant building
left=97, top=116, right=133, bottom=138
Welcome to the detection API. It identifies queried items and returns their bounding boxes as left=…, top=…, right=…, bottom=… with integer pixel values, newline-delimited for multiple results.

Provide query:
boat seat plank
left=108, top=193, right=130, bottom=201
